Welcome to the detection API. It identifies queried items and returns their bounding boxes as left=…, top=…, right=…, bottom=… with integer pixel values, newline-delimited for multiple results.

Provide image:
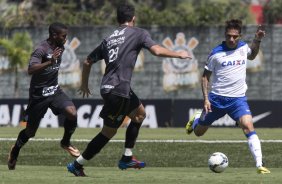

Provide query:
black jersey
left=28, top=40, right=64, bottom=99
left=88, top=26, right=156, bottom=98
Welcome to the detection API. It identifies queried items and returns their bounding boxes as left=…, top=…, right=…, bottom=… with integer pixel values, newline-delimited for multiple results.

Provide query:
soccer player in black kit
left=67, top=4, right=192, bottom=176
left=8, top=22, right=80, bottom=170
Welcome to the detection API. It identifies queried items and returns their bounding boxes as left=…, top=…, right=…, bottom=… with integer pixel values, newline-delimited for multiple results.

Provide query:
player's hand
left=51, top=47, right=63, bottom=64
left=203, top=99, right=212, bottom=114
left=178, top=50, right=192, bottom=59
left=255, top=25, right=266, bottom=41
left=78, top=85, right=92, bottom=98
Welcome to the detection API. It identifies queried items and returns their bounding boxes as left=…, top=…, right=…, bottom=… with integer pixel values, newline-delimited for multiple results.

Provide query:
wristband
left=253, top=38, right=261, bottom=43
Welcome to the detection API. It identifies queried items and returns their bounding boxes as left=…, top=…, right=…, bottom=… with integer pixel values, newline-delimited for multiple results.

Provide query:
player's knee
left=194, top=128, right=205, bottom=137
left=68, top=111, right=77, bottom=121
left=132, top=112, right=146, bottom=123
left=240, top=122, right=254, bottom=134
left=101, top=126, right=118, bottom=139
left=65, top=106, right=77, bottom=121
left=69, top=113, right=77, bottom=121
left=194, top=131, right=204, bottom=137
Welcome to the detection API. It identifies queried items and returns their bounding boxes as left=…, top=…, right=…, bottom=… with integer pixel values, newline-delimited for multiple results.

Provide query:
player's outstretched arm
left=149, top=45, right=192, bottom=59
left=248, top=25, right=266, bottom=60
left=78, top=59, right=93, bottom=98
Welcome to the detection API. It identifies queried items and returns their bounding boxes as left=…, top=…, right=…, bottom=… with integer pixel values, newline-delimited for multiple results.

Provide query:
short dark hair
left=49, top=22, right=68, bottom=36
left=117, top=4, right=135, bottom=24
left=225, top=19, right=242, bottom=34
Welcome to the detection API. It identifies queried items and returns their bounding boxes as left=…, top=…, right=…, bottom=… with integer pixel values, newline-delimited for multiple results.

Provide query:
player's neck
left=120, top=22, right=134, bottom=27
left=47, top=38, right=56, bottom=48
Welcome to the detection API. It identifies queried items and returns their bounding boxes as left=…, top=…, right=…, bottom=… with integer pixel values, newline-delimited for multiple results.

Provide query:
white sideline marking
left=1, top=138, right=282, bottom=143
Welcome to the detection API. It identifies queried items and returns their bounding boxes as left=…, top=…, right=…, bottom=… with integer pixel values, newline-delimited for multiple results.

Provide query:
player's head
left=224, top=19, right=242, bottom=49
left=117, top=3, right=135, bottom=25
left=48, top=22, right=68, bottom=47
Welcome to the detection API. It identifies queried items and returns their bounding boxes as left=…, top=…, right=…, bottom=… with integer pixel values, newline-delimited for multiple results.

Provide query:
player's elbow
left=150, top=45, right=163, bottom=56
left=247, top=55, right=256, bottom=60
left=83, top=59, right=93, bottom=67
left=151, top=49, right=161, bottom=56
left=248, top=50, right=259, bottom=60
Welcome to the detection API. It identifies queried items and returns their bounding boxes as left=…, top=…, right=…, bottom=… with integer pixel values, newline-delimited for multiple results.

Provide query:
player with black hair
left=8, top=22, right=80, bottom=170
left=186, top=19, right=270, bottom=174
left=67, top=3, right=192, bottom=176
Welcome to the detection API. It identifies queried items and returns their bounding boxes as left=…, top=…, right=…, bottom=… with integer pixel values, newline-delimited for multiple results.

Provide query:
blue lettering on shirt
left=222, top=60, right=245, bottom=67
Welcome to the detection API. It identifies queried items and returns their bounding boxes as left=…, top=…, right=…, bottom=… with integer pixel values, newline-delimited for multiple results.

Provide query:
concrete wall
left=0, top=25, right=281, bottom=100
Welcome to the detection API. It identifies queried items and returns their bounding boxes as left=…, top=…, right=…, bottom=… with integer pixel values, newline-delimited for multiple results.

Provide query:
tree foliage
left=0, top=32, right=32, bottom=68
left=0, top=0, right=255, bottom=28
left=0, top=32, right=33, bottom=96
left=263, top=0, right=282, bottom=24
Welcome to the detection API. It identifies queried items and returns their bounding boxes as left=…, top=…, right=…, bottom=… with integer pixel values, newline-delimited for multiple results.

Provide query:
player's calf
left=7, top=145, right=18, bottom=170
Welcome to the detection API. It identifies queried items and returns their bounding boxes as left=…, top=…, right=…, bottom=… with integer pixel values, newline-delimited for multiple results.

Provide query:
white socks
left=124, top=148, right=133, bottom=156
left=247, top=133, right=263, bottom=167
left=76, top=155, right=87, bottom=165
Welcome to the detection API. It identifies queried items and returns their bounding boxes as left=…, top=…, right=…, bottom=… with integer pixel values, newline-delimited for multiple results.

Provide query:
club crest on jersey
left=240, top=49, right=245, bottom=56
left=222, top=60, right=246, bottom=67
left=109, top=28, right=127, bottom=38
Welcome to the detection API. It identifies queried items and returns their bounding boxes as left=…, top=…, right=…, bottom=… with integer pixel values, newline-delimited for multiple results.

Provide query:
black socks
left=12, top=129, right=30, bottom=159
left=82, top=132, right=110, bottom=160
left=61, top=119, right=77, bottom=146
left=125, top=121, right=142, bottom=148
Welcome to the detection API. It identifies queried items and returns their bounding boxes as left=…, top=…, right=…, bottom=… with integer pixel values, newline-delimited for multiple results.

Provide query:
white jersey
left=205, top=41, right=252, bottom=97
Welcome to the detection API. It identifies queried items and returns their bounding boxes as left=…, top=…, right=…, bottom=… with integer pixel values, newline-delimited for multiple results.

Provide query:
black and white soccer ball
left=208, top=152, right=229, bottom=173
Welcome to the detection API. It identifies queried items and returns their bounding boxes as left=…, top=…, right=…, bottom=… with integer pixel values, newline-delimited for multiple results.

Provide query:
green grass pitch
left=1, top=127, right=282, bottom=184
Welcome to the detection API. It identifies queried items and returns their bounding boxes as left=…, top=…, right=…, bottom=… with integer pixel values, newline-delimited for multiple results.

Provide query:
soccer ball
left=208, top=152, right=228, bottom=173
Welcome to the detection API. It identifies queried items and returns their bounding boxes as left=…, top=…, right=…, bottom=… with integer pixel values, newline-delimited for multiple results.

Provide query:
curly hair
left=225, top=19, right=242, bottom=34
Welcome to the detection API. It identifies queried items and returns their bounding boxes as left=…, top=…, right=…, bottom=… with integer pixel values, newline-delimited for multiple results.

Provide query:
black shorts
left=25, top=90, right=74, bottom=129
left=100, top=90, right=141, bottom=128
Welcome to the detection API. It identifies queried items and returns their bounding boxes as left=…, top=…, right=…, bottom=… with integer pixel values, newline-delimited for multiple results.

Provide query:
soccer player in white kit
left=186, top=19, right=270, bottom=174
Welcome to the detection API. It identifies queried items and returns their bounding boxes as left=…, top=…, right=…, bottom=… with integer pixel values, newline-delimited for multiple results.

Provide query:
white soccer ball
left=208, top=152, right=229, bottom=173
